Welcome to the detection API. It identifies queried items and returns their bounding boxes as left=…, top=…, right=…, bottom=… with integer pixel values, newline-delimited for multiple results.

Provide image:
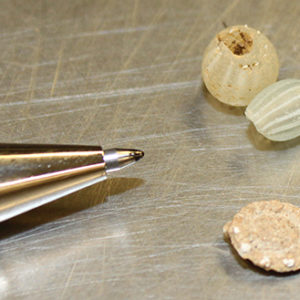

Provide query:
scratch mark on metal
left=1, top=80, right=199, bottom=107
left=60, top=262, right=77, bottom=299
left=65, top=25, right=157, bottom=39
left=51, top=42, right=65, bottom=96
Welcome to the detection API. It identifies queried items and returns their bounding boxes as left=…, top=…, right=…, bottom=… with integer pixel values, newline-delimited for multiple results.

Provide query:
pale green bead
left=246, top=79, right=300, bottom=141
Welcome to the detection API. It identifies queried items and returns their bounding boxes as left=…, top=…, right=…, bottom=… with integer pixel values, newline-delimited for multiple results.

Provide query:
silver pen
left=0, top=143, right=144, bottom=222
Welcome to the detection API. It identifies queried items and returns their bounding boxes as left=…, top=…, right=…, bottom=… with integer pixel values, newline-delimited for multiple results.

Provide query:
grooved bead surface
left=245, top=79, right=300, bottom=141
left=202, top=25, right=279, bottom=107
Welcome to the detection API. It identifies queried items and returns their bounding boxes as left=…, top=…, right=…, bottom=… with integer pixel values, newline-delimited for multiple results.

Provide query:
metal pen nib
left=0, top=143, right=144, bottom=222
left=104, top=149, right=144, bottom=172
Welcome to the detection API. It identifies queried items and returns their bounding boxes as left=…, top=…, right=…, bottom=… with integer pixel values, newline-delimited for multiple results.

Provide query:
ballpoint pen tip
left=103, top=148, right=144, bottom=172
left=133, top=150, right=144, bottom=161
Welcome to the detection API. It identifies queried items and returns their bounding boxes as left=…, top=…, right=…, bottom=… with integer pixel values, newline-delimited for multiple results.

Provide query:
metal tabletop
left=0, top=0, right=300, bottom=299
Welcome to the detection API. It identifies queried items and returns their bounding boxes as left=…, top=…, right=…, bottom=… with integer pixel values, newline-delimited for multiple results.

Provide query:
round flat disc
left=224, top=200, right=300, bottom=272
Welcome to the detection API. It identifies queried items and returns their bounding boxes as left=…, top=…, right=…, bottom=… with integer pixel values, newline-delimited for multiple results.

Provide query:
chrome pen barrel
left=0, top=144, right=107, bottom=222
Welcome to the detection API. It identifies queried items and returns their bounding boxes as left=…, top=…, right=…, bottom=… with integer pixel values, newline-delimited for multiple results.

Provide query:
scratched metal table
left=0, top=0, right=300, bottom=299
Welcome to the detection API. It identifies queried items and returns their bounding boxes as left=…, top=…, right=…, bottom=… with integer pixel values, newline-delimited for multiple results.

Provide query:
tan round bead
left=202, top=25, right=279, bottom=106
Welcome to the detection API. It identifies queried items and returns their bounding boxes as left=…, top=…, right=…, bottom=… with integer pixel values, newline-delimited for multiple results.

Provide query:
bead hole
left=218, top=29, right=253, bottom=55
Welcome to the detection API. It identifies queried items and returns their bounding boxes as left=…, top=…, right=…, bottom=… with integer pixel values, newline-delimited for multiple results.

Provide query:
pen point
left=133, top=150, right=144, bottom=161
left=103, top=148, right=144, bottom=172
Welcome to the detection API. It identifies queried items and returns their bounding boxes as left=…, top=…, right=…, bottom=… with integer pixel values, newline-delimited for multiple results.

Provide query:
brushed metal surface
left=0, top=0, right=300, bottom=299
